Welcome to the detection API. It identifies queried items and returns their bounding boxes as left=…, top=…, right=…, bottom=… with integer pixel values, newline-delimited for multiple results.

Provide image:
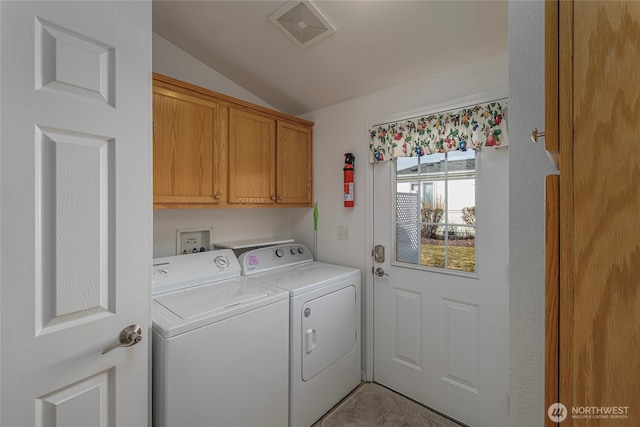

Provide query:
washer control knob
left=214, top=256, right=230, bottom=268
left=298, top=247, right=304, bottom=254
left=275, top=249, right=284, bottom=258
left=290, top=248, right=297, bottom=255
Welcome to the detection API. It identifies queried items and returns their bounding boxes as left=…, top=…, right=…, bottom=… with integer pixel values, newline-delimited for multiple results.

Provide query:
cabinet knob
left=277, top=196, right=282, bottom=201
left=531, top=128, right=545, bottom=143
left=214, top=193, right=220, bottom=200
left=271, top=196, right=276, bottom=201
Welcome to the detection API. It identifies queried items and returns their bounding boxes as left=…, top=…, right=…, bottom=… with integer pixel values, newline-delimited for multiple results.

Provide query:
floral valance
left=369, top=101, right=508, bottom=162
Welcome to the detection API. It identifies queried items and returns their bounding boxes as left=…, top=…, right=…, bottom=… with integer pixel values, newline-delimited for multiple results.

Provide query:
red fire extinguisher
left=343, top=153, right=355, bottom=207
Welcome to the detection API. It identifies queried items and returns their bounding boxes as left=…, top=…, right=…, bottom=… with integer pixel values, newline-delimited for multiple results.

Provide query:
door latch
left=372, top=267, right=389, bottom=277
left=102, top=324, right=142, bottom=354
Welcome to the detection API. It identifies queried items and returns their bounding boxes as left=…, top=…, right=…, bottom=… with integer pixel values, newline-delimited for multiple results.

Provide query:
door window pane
left=395, top=151, right=476, bottom=273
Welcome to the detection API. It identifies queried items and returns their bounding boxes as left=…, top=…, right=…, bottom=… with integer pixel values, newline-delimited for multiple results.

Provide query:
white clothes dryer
left=151, top=249, right=289, bottom=427
left=240, top=244, right=361, bottom=427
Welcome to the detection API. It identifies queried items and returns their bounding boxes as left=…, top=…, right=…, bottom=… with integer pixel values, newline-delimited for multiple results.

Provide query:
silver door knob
left=374, top=267, right=389, bottom=277
left=102, top=324, right=142, bottom=354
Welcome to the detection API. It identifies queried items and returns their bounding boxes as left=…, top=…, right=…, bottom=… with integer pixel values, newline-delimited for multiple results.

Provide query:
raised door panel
left=276, top=121, right=312, bottom=205
left=153, top=87, right=220, bottom=205
left=228, top=108, right=276, bottom=204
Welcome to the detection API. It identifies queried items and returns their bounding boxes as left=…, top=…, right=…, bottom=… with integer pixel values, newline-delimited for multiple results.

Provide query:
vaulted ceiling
left=153, top=1, right=508, bottom=116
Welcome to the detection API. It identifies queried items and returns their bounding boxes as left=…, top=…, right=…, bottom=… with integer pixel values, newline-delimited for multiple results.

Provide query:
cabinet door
left=546, top=2, right=640, bottom=425
left=276, top=121, right=313, bottom=205
left=545, top=175, right=559, bottom=427
left=545, top=3, right=561, bottom=426
left=228, top=108, right=276, bottom=204
left=153, top=87, right=221, bottom=205
left=564, top=2, right=640, bottom=421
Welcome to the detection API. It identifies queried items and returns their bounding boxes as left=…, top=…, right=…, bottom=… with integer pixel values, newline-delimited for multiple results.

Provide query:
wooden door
left=153, top=84, right=222, bottom=206
left=228, top=108, right=276, bottom=205
left=276, top=121, right=312, bottom=205
left=546, top=2, right=640, bottom=425
left=1, top=2, right=151, bottom=425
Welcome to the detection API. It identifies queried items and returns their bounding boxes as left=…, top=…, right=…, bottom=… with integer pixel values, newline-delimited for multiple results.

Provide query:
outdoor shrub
left=421, top=197, right=444, bottom=239
left=462, top=206, right=476, bottom=225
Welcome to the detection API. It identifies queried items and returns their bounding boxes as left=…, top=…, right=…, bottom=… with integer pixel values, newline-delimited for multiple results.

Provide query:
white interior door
left=372, top=147, right=509, bottom=426
left=1, top=2, right=151, bottom=425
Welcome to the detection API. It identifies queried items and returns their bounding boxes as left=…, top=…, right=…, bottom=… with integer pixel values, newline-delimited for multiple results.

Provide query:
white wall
left=508, top=1, right=554, bottom=426
left=152, top=34, right=301, bottom=258
left=153, top=208, right=295, bottom=257
left=291, top=54, right=509, bottom=378
left=153, top=34, right=274, bottom=110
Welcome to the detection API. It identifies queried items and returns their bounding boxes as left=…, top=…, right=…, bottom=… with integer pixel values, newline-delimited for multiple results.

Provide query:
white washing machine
left=240, top=244, right=361, bottom=427
left=151, top=249, right=289, bottom=427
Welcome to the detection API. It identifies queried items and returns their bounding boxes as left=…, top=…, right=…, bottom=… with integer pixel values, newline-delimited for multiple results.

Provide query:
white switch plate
left=176, top=227, right=213, bottom=255
left=338, top=225, right=349, bottom=240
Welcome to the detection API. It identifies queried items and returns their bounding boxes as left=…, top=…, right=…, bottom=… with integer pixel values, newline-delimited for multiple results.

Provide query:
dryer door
left=301, top=285, right=357, bottom=381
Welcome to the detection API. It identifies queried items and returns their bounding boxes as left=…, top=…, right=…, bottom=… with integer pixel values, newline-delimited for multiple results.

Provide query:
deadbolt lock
left=373, top=245, right=385, bottom=263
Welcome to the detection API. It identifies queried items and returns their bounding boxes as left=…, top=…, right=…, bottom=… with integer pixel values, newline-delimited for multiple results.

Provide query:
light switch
left=338, top=225, right=349, bottom=241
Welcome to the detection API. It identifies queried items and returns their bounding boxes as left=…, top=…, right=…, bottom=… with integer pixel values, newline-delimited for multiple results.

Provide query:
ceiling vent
left=269, top=1, right=336, bottom=49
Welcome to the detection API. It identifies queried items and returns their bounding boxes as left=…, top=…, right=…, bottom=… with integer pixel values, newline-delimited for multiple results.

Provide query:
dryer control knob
left=298, top=247, right=304, bottom=254
left=275, top=249, right=284, bottom=257
left=290, top=248, right=297, bottom=255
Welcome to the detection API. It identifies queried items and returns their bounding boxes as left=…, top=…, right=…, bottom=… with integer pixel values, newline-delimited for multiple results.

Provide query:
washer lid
left=155, top=281, right=268, bottom=319
left=253, top=262, right=360, bottom=296
left=152, top=277, right=288, bottom=338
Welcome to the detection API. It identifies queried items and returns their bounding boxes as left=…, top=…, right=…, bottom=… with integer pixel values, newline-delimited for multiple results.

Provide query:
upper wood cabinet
left=153, top=83, right=223, bottom=207
left=228, top=108, right=277, bottom=205
left=228, top=109, right=313, bottom=206
left=276, top=121, right=312, bottom=205
left=153, top=73, right=313, bottom=209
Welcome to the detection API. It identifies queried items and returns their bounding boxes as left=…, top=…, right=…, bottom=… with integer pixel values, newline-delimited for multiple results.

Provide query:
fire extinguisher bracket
left=343, top=153, right=354, bottom=208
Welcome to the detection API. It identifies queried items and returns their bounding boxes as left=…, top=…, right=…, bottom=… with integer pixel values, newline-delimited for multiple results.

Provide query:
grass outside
left=420, top=239, right=475, bottom=272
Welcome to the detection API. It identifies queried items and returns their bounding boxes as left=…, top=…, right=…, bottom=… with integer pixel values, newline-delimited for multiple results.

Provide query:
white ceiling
left=153, top=1, right=508, bottom=116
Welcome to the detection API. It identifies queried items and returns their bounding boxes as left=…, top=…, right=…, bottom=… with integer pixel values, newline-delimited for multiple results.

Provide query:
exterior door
left=1, top=2, right=151, bottom=425
left=372, top=146, right=509, bottom=426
